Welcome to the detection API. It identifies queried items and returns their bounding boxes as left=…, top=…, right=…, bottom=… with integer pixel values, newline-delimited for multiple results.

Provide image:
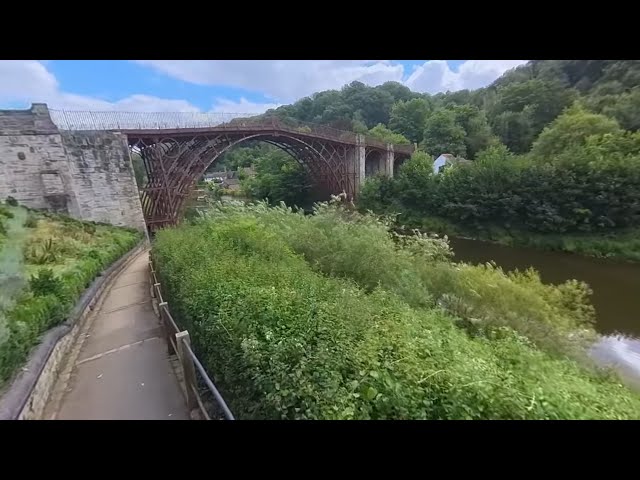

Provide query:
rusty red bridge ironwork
left=51, top=110, right=415, bottom=230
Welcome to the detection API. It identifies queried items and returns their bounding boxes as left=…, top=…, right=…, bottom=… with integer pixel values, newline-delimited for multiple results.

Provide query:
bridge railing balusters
left=47, top=109, right=415, bottom=155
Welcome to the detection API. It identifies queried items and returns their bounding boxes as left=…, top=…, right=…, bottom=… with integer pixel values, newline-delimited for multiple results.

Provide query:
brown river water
left=448, top=237, right=640, bottom=385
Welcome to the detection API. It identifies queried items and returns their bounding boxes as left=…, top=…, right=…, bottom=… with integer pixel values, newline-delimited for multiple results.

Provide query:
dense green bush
left=361, top=137, right=640, bottom=234
left=0, top=209, right=141, bottom=386
left=153, top=202, right=640, bottom=419
left=29, top=268, right=66, bottom=298
left=199, top=202, right=596, bottom=357
left=242, top=148, right=311, bottom=206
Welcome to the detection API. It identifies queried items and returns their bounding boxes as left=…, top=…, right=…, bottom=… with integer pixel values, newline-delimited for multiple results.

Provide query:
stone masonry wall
left=0, top=104, right=145, bottom=231
left=61, top=131, right=145, bottom=230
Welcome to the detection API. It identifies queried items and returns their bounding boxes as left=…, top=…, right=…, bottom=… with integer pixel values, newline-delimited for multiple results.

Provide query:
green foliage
left=130, top=153, right=147, bottom=189
left=24, top=213, right=38, bottom=228
left=5, top=197, right=18, bottom=207
left=214, top=144, right=267, bottom=171
left=597, top=88, right=640, bottom=131
left=364, top=126, right=640, bottom=236
left=242, top=148, right=311, bottom=206
left=531, top=105, right=622, bottom=159
left=358, top=175, right=399, bottom=214
left=26, top=238, right=58, bottom=265
left=491, top=109, right=536, bottom=154
left=152, top=202, right=640, bottom=419
left=29, top=268, right=65, bottom=298
left=475, top=143, right=514, bottom=164
left=489, top=79, right=578, bottom=152
left=0, top=206, right=15, bottom=220
left=449, top=104, right=497, bottom=159
left=422, top=109, right=467, bottom=157
left=0, top=206, right=141, bottom=386
left=204, top=181, right=224, bottom=200
left=389, top=98, right=431, bottom=144
left=367, top=124, right=411, bottom=145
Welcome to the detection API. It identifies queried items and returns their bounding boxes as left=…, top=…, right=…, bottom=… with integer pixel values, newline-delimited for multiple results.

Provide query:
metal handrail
left=183, top=342, right=235, bottom=420
left=48, top=109, right=415, bottom=155
left=149, top=258, right=235, bottom=420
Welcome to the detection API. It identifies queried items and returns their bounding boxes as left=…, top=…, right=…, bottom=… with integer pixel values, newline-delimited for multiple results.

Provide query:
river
left=448, top=237, right=640, bottom=385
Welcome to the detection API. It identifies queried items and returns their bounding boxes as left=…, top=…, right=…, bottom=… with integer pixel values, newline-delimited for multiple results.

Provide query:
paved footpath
left=47, top=251, right=190, bottom=420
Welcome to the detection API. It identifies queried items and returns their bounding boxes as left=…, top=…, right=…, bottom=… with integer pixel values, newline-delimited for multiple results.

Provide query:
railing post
left=176, top=331, right=198, bottom=411
left=159, top=303, right=175, bottom=355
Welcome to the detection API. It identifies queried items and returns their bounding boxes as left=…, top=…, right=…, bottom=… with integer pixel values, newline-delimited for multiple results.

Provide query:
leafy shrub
left=242, top=149, right=311, bottom=206
left=363, top=144, right=640, bottom=235
left=24, top=214, right=38, bottom=228
left=5, top=197, right=18, bottom=207
left=0, top=207, right=142, bottom=387
left=201, top=202, right=595, bottom=356
left=153, top=203, right=640, bottom=419
left=0, top=207, right=15, bottom=220
left=358, top=175, right=399, bottom=214
left=29, top=268, right=66, bottom=299
left=25, top=238, right=58, bottom=265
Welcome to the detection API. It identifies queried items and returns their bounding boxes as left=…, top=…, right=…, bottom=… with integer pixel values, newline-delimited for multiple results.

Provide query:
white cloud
left=0, top=60, right=59, bottom=100
left=406, top=60, right=528, bottom=94
left=1, top=60, right=530, bottom=116
left=136, top=59, right=528, bottom=102
left=210, top=97, right=280, bottom=114
left=0, top=60, right=200, bottom=112
left=136, top=60, right=404, bottom=102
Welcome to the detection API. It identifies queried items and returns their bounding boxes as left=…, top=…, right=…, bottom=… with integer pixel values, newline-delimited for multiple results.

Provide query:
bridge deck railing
left=49, top=109, right=415, bottom=154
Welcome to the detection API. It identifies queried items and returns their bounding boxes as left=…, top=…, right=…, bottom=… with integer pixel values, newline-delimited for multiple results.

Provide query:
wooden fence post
left=176, top=330, right=198, bottom=410
left=159, top=303, right=175, bottom=355
left=149, top=261, right=157, bottom=298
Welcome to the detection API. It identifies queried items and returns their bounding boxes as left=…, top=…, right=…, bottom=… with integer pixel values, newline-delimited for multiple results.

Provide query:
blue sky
left=1, top=60, right=527, bottom=113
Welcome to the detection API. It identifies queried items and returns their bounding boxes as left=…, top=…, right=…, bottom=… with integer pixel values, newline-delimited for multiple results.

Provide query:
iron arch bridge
left=50, top=110, right=414, bottom=230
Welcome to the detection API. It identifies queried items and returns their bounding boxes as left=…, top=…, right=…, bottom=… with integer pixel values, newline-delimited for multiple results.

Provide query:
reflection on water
left=591, top=335, right=640, bottom=390
left=447, top=237, right=640, bottom=385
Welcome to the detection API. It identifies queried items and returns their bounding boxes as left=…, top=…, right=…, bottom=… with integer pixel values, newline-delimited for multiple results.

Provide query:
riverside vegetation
left=0, top=200, right=141, bottom=387
left=152, top=200, right=640, bottom=419
left=358, top=108, right=640, bottom=261
left=204, top=61, right=640, bottom=261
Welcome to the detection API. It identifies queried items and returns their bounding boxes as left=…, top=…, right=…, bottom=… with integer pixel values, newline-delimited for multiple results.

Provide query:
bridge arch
left=132, top=132, right=353, bottom=230
left=365, top=149, right=385, bottom=178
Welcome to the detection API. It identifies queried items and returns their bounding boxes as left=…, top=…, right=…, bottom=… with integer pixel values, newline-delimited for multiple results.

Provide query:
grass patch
left=0, top=205, right=141, bottom=387
left=152, top=201, right=640, bottom=419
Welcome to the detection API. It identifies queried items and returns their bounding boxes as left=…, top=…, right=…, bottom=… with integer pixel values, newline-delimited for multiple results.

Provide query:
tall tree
left=530, top=104, right=622, bottom=159
left=489, top=79, right=577, bottom=151
left=422, top=109, right=467, bottom=157
left=389, top=98, right=431, bottom=144
left=450, top=104, right=497, bottom=159
left=341, top=81, right=395, bottom=128
left=367, top=124, right=411, bottom=144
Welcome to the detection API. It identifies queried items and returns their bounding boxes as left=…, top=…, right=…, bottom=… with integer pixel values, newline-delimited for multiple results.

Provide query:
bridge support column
left=354, top=134, right=366, bottom=196
left=385, top=144, right=395, bottom=178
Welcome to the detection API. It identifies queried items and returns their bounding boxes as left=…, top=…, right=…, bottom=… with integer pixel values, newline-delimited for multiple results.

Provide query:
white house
left=433, top=154, right=455, bottom=174
left=433, top=153, right=472, bottom=174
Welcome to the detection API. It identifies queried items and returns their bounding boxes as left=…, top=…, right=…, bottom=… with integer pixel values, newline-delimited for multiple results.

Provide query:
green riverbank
left=397, top=214, right=640, bottom=263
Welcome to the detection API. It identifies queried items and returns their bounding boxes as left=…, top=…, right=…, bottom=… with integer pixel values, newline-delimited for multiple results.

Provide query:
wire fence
left=49, top=110, right=257, bottom=131
left=48, top=109, right=416, bottom=154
